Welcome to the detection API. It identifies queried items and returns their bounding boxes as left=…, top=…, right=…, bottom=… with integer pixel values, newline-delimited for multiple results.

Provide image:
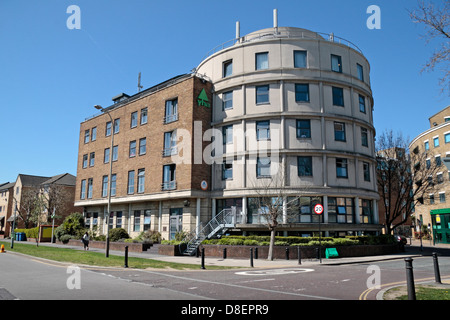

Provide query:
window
left=445, top=133, right=450, bottom=144
left=112, top=145, right=118, bottom=161
left=144, top=210, right=151, bottom=231
left=436, top=155, right=442, bottom=166
left=223, top=125, right=233, bottom=144
left=256, top=85, right=269, bottom=104
left=89, top=152, right=95, bottom=167
left=141, top=108, right=148, bottom=125
left=298, top=156, right=313, bottom=176
left=434, top=137, right=439, bottom=147
left=331, top=54, right=342, bottom=73
left=104, top=148, right=110, bottom=163
left=440, top=192, right=446, bottom=203
left=129, top=140, right=136, bottom=157
left=437, top=173, right=444, bottom=184
left=116, top=212, right=122, bottom=229
left=84, top=130, right=90, bottom=144
left=222, top=91, right=233, bottom=110
left=255, top=52, right=268, bottom=70
left=87, top=178, right=93, bottom=199
left=137, top=169, right=145, bottom=193
left=430, top=194, right=435, bottom=204
left=334, top=122, right=346, bottom=141
left=162, top=164, right=176, bottom=190
left=363, top=162, right=370, bottom=181
left=222, top=162, right=233, bottom=180
left=336, top=158, right=348, bottom=178
left=328, top=197, right=354, bottom=223
left=91, top=127, right=97, bottom=141
left=163, top=131, right=177, bottom=156
left=223, top=60, right=232, bottom=78
left=360, top=199, right=372, bottom=223
left=257, top=157, right=271, bottom=177
left=361, top=128, right=368, bottom=147
left=80, top=180, right=86, bottom=199
left=256, top=121, right=270, bottom=140
left=425, top=141, right=430, bottom=150
left=164, top=99, right=178, bottom=123
left=106, top=121, right=112, bottom=136
left=295, top=84, right=310, bottom=102
left=131, top=111, right=138, bottom=128
left=294, top=50, right=307, bottom=68
left=357, top=64, right=364, bottom=81
left=426, top=158, right=431, bottom=169
left=139, top=138, right=146, bottom=155
left=110, top=174, right=116, bottom=196
left=359, top=95, right=366, bottom=113
left=102, top=176, right=108, bottom=197
left=128, top=170, right=135, bottom=194
left=296, top=120, right=311, bottom=138
left=113, top=118, right=120, bottom=134
left=332, top=87, right=344, bottom=106
left=82, top=154, right=88, bottom=168
left=133, top=211, right=141, bottom=232
left=293, top=196, right=322, bottom=223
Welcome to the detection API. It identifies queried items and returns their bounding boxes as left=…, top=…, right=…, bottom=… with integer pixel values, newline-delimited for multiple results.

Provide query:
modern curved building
left=196, top=24, right=380, bottom=237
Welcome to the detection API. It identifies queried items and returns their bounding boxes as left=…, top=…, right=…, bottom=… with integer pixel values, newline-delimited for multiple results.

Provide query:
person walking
left=82, top=232, right=90, bottom=250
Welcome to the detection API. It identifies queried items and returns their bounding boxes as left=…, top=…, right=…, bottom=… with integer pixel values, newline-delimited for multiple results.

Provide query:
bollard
left=124, top=246, right=128, bottom=268
left=286, top=247, right=289, bottom=260
left=298, top=246, right=301, bottom=265
left=201, top=248, right=206, bottom=269
left=223, top=248, right=227, bottom=260
left=254, top=247, right=258, bottom=259
left=432, top=252, right=442, bottom=284
left=250, top=248, right=254, bottom=267
left=0, top=244, right=5, bottom=253
left=404, top=258, right=416, bottom=300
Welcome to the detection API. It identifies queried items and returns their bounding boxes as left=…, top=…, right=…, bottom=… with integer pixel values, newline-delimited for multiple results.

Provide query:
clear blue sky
left=0, top=0, right=448, bottom=183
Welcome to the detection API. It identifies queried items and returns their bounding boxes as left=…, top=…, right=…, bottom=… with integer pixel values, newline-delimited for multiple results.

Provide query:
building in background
left=409, top=105, right=450, bottom=244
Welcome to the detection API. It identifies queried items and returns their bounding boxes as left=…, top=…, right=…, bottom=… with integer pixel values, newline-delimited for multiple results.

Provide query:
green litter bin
left=325, top=248, right=339, bottom=259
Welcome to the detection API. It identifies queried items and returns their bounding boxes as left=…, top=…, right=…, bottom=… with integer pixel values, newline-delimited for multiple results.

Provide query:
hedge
left=14, top=227, right=39, bottom=239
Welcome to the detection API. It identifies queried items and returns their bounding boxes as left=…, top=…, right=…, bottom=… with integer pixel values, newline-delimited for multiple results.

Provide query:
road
left=1, top=249, right=449, bottom=302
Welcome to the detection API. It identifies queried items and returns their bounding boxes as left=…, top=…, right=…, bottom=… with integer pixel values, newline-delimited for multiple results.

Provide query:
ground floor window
left=328, top=197, right=354, bottom=223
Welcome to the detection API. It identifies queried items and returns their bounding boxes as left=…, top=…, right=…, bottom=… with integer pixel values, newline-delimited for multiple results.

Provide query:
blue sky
left=0, top=0, right=448, bottom=183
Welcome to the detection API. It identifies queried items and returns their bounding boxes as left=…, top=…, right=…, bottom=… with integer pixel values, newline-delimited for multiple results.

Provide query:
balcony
left=161, top=180, right=176, bottom=191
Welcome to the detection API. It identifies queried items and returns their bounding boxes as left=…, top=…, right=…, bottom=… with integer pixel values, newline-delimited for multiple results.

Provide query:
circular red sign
left=314, top=204, right=324, bottom=215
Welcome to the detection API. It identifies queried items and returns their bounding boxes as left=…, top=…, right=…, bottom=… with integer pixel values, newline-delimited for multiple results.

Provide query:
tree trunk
left=268, top=228, right=276, bottom=261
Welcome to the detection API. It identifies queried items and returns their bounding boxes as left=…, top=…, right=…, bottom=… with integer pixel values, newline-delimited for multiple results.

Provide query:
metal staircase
left=181, top=208, right=236, bottom=256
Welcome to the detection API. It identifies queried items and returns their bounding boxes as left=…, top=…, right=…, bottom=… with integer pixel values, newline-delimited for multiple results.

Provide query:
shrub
left=274, top=241, right=290, bottom=246
left=59, top=234, right=72, bottom=244
left=243, top=239, right=259, bottom=246
left=109, top=228, right=130, bottom=242
left=62, top=212, right=86, bottom=239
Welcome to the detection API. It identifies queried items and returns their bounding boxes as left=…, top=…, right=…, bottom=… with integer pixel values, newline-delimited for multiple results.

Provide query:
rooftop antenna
left=138, top=72, right=143, bottom=92
left=273, top=9, right=278, bottom=34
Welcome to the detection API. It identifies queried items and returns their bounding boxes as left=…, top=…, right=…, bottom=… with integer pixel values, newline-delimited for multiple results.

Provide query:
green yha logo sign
left=197, top=89, right=210, bottom=108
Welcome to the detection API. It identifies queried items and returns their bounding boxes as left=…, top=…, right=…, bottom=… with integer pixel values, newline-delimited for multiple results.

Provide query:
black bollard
left=286, top=247, right=290, bottom=260
left=298, top=246, right=302, bottom=265
left=223, top=248, right=227, bottom=260
left=404, top=258, right=416, bottom=300
left=254, top=247, right=258, bottom=259
left=201, top=248, right=206, bottom=269
left=433, top=252, right=442, bottom=284
left=250, top=248, right=254, bottom=267
left=124, top=246, right=128, bottom=268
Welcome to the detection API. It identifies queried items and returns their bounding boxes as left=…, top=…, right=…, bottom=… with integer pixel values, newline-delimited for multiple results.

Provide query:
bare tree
left=376, top=130, right=439, bottom=235
left=409, top=0, right=450, bottom=94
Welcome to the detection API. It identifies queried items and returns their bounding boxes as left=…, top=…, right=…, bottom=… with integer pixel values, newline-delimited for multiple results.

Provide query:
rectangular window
left=332, top=87, right=344, bottom=106
left=430, top=194, right=435, bottom=204
left=87, top=178, right=93, bottom=199
left=112, top=145, right=118, bottom=161
left=110, top=174, right=116, bottom=196
left=223, top=60, right=232, bottom=78
left=331, top=54, right=342, bottom=73
left=336, top=158, right=348, bottom=178
left=440, top=192, right=446, bottom=203
left=294, top=50, right=307, bottom=68
left=131, top=111, right=138, bottom=128
left=144, top=210, right=151, bottom=231
left=102, top=176, right=108, bottom=197
left=334, top=122, right=346, bottom=141
left=425, top=141, right=430, bottom=150
left=137, top=169, right=145, bottom=193
left=91, top=127, right=97, bottom=141
left=363, top=162, right=370, bottom=181
left=222, top=162, right=233, bottom=180
left=113, top=118, right=120, bottom=134
left=298, top=156, right=313, bottom=176
left=82, top=154, right=88, bottom=168
left=84, top=129, right=90, bottom=144
left=164, top=99, right=178, bottom=123
left=222, top=91, right=233, bottom=110
left=295, top=84, right=310, bottom=102
left=139, top=138, right=146, bottom=155
left=296, top=120, right=311, bottom=139
left=80, top=180, right=86, bottom=199
left=106, top=121, right=112, bottom=136
left=163, top=131, right=177, bottom=156
left=89, top=152, right=95, bottom=167
left=357, top=63, right=364, bottom=81
left=257, top=157, right=271, bottom=177
left=255, top=52, right=269, bottom=70
left=434, top=137, right=440, bottom=147
left=129, top=140, right=136, bottom=158
left=116, top=212, right=122, bottom=229
left=104, top=148, right=110, bottom=163
left=162, top=164, right=176, bottom=190
left=256, top=85, right=269, bottom=104
left=256, top=120, right=270, bottom=140
left=223, top=125, right=233, bottom=144
left=445, top=133, right=450, bottom=144
left=361, top=128, right=368, bottom=147
left=133, top=210, right=141, bottom=232
left=128, top=170, right=135, bottom=194
left=141, top=107, right=148, bottom=125
left=359, top=95, right=366, bottom=113
left=436, top=155, right=442, bottom=166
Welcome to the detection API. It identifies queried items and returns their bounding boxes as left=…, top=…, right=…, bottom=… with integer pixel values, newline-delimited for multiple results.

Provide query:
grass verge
left=1, top=242, right=230, bottom=270
left=384, top=285, right=450, bottom=300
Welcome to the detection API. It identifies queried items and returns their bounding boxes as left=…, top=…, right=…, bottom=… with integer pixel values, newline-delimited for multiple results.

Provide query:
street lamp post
left=95, top=105, right=113, bottom=258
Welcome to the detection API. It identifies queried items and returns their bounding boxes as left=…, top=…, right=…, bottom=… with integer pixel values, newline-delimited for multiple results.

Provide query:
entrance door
left=169, top=208, right=183, bottom=240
